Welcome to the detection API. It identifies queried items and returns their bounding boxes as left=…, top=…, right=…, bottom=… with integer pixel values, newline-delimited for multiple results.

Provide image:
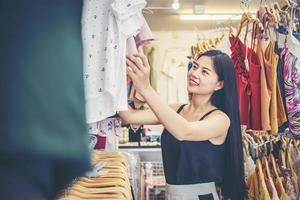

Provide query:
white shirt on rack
left=160, top=48, right=189, bottom=104
left=82, top=0, right=146, bottom=123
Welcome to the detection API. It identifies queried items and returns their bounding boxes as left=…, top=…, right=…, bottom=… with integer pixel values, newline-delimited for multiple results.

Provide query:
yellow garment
left=254, top=170, right=260, bottom=200
left=257, top=39, right=271, bottom=131
left=264, top=41, right=279, bottom=134
left=247, top=172, right=256, bottom=200
left=276, top=82, right=287, bottom=126
left=257, top=160, right=271, bottom=200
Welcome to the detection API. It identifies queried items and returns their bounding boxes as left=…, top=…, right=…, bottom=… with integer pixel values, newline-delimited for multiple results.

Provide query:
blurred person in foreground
left=0, top=1, right=90, bottom=199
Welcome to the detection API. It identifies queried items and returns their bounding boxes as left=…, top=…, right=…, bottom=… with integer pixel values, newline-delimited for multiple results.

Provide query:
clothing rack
left=243, top=130, right=300, bottom=199
left=251, top=136, right=279, bottom=148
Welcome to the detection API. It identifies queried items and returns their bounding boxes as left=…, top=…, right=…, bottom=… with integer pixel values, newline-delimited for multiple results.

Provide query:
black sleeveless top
left=161, top=104, right=226, bottom=185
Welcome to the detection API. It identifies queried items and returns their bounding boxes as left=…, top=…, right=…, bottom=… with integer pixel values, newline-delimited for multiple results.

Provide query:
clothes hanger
left=272, top=2, right=283, bottom=21
left=273, top=1, right=290, bottom=23
left=208, top=38, right=215, bottom=48
left=236, top=1, right=253, bottom=37
left=271, top=4, right=282, bottom=27
left=246, top=130, right=257, bottom=143
left=236, top=11, right=253, bottom=37
left=264, top=4, right=280, bottom=29
left=280, top=0, right=291, bottom=10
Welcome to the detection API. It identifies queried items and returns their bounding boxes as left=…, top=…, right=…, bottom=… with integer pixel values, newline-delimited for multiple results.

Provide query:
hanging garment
left=257, top=38, right=272, bottom=131
left=282, top=168, right=298, bottom=200
left=245, top=156, right=256, bottom=181
left=257, top=160, right=272, bottom=200
left=248, top=45, right=262, bottom=130
left=134, top=16, right=154, bottom=48
left=230, top=36, right=251, bottom=128
left=87, top=117, right=122, bottom=151
left=247, top=172, right=257, bottom=200
left=264, top=41, right=278, bottom=133
left=282, top=46, right=300, bottom=139
left=256, top=7, right=272, bottom=131
left=282, top=12, right=300, bottom=139
left=264, top=41, right=287, bottom=133
left=272, top=41, right=288, bottom=128
left=274, top=177, right=290, bottom=200
left=126, top=16, right=154, bottom=102
left=126, top=16, right=154, bottom=68
left=159, top=48, right=189, bottom=104
left=229, top=36, right=261, bottom=130
left=275, top=41, right=289, bottom=132
left=82, top=0, right=146, bottom=123
left=266, top=178, right=280, bottom=200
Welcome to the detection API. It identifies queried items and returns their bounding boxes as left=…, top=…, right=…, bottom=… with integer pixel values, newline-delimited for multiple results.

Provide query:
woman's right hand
left=118, top=104, right=161, bottom=125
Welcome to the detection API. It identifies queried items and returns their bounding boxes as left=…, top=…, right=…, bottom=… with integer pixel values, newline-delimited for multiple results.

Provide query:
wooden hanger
left=264, top=5, right=279, bottom=29
left=246, top=131, right=258, bottom=144
left=272, top=2, right=286, bottom=21
left=271, top=3, right=282, bottom=25
left=236, top=12, right=253, bottom=37
left=243, top=133, right=251, bottom=143
left=280, top=0, right=291, bottom=10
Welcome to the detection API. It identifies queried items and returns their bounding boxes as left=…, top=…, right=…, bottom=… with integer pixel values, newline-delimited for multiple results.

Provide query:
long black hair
left=195, top=50, right=246, bottom=200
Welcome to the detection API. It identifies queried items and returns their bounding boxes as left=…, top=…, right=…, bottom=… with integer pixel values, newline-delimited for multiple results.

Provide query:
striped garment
left=282, top=48, right=300, bottom=139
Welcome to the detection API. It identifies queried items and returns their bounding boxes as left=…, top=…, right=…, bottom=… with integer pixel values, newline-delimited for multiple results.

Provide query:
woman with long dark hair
left=119, top=49, right=246, bottom=200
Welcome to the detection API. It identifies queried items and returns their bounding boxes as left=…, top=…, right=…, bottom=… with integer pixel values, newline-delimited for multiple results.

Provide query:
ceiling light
left=172, top=0, right=180, bottom=10
left=180, top=14, right=243, bottom=21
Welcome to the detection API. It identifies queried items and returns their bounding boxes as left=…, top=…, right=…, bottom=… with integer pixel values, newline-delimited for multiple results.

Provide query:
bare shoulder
left=204, top=109, right=230, bottom=143
left=206, top=109, right=231, bottom=128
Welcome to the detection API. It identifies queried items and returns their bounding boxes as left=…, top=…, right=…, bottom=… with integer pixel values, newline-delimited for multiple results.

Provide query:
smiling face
left=187, top=55, right=224, bottom=96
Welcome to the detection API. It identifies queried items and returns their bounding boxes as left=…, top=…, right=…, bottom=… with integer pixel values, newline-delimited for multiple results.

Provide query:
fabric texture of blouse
left=282, top=45, right=300, bottom=139
left=82, top=0, right=146, bottom=123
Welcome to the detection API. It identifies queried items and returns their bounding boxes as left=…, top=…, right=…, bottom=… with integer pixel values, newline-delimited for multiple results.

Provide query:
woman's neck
left=188, top=94, right=214, bottom=113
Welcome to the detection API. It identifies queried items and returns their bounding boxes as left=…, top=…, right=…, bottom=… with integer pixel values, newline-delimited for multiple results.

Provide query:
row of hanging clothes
left=192, top=0, right=300, bottom=139
left=82, top=0, right=155, bottom=150
left=231, top=0, right=300, bottom=139
left=242, top=128, right=300, bottom=200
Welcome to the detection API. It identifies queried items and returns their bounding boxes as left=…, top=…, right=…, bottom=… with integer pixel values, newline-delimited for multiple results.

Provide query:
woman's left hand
left=126, top=52, right=152, bottom=96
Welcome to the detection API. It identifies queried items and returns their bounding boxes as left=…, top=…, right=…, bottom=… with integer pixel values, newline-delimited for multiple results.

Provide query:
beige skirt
left=165, top=182, right=219, bottom=200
